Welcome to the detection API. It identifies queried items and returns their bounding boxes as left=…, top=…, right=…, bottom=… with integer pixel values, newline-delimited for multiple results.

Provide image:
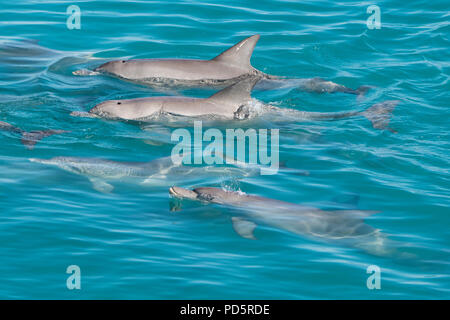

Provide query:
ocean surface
left=0, top=0, right=449, bottom=299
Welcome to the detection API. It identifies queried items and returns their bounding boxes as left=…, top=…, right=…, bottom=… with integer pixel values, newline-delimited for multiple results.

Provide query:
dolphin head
left=193, top=187, right=235, bottom=203
left=169, top=186, right=199, bottom=200
left=95, top=60, right=133, bottom=77
left=169, top=186, right=244, bottom=204
left=95, top=60, right=124, bottom=73
left=90, top=99, right=123, bottom=115
left=90, top=98, right=155, bottom=120
left=89, top=99, right=142, bottom=119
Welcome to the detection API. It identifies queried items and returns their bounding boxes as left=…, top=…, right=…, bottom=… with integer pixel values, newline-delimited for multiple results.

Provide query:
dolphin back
left=362, top=100, right=400, bottom=132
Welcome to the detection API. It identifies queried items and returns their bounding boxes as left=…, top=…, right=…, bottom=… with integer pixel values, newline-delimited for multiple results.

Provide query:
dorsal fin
left=212, top=35, right=260, bottom=69
left=207, top=77, right=260, bottom=105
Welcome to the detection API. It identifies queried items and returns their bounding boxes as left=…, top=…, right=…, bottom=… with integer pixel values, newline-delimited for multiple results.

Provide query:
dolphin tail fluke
left=21, top=130, right=68, bottom=150
left=362, top=100, right=399, bottom=132
left=212, top=34, right=260, bottom=70
left=355, top=85, right=372, bottom=97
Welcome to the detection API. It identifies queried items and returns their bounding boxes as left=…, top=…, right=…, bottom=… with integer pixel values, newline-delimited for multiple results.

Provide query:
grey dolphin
left=73, top=78, right=398, bottom=132
left=255, top=77, right=372, bottom=96
left=29, top=156, right=257, bottom=193
left=299, top=77, right=372, bottom=96
left=74, top=77, right=260, bottom=121
left=169, top=186, right=396, bottom=257
left=93, top=35, right=265, bottom=86
left=0, top=121, right=67, bottom=150
left=88, top=35, right=369, bottom=95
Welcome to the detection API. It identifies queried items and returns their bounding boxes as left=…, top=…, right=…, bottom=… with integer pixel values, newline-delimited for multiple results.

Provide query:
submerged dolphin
left=29, top=156, right=257, bottom=193
left=72, top=78, right=398, bottom=132
left=169, top=186, right=396, bottom=257
left=256, top=77, right=372, bottom=96
left=82, top=34, right=369, bottom=95
left=0, top=121, right=67, bottom=150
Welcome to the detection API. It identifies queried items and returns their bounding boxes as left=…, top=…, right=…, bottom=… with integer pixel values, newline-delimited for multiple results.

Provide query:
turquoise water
left=0, top=0, right=449, bottom=299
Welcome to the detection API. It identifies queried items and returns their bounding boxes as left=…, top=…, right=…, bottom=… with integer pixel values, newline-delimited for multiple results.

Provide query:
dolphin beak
left=29, top=158, right=50, bottom=164
left=169, top=186, right=198, bottom=200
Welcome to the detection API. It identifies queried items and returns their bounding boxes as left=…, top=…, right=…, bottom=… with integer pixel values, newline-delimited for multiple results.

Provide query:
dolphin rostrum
left=169, top=186, right=398, bottom=257
left=72, top=78, right=398, bottom=132
left=0, top=121, right=67, bottom=150
left=80, top=34, right=370, bottom=95
left=28, top=156, right=258, bottom=193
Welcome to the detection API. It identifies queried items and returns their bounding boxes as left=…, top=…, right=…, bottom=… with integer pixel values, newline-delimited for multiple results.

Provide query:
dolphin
left=298, top=77, right=372, bottom=95
left=169, top=186, right=398, bottom=257
left=28, top=156, right=258, bottom=193
left=0, top=121, right=67, bottom=150
left=72, top=77, right=261, bottom=120
left=255, top=77, right=372, bottom=96
left=86, top=34, right=370, bottom=95
left=93, top=35, right=265, bottom=87
left=72, top=78, right=398, bottom=132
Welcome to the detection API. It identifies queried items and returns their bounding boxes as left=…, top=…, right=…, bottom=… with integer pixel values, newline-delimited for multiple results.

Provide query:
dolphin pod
left=169, top=186, right=403, bottom=257
left=6, top=35, right=403, bottom=258
left=77, top=34, right=370, bottom=95
left=0, top=121, right=67, bottom=150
